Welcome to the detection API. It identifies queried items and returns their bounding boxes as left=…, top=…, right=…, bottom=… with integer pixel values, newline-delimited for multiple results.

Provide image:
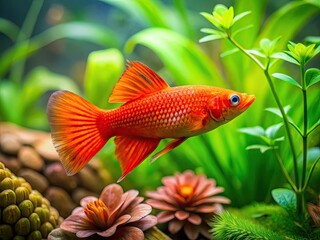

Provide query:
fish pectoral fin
left=109, top=61, right=170, bottom=103
left=189, top=109, right=210, bottom=131
left=150, top=137, right=188, bottom=163
left=114, top=136, right=160, bottom=182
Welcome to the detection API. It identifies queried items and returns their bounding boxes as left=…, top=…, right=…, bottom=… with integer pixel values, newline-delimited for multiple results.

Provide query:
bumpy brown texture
left=0, top=123, right=113, bottom=218
left=0, top=161, right=62, bottom=239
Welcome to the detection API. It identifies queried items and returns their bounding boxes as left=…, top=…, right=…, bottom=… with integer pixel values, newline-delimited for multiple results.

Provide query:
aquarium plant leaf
left=265, top=123, right=283, bottom=139
left=305, top=68, right=320, bottom=89
left=99, top=0, right=169, bottom=28
left=233, top=0, right=266, bottom=46
left=0, top=18, right=20, bottom=41
left=304, top=36, right=320, bottom=44
left=232, top=24, right=254, bottom=38
left=0, top=81, right=20, bottom=123
left=272, top=188, right=296, bottom=216
left=271, top=52, right=300, bottom=65
left=199, top=28, right=227, bottom=42
left=257, top=1, right=318, bottom=48
left=247, top=49, right=266, bottom=58
left=272, top=73, right=301, bottom=89
left=265, top=106, right=291, bottom=119
left=238, top=126, right=265, bottom=137
left=259, top=37, right=281, bottom=57
left=84, top=48, right=124, bottom=109
left=199, top=34, right=225, bottom=43
left=232, top=11, right=251, bottom=24
left=0, top=22, right=119, bottom=78
left=125, top=28, right=224, bottom=86
left=220, top=48, right=239, bottom=58
left=20, top=67, right=80, bottom=119
left=246, top=145, right=273, bottom=153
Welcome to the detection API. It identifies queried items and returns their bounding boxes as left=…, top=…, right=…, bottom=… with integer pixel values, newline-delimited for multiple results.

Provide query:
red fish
left=47, top=61, right=255, bottom=181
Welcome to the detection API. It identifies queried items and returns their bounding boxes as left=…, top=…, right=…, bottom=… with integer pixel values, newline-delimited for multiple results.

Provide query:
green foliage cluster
left=0, top=0, right=319, bottom=223
left=211, top=204, right=320, bottom=240
left=0, top=0, right=120, bottom=129
left=201, top=2, right=319, bottom=235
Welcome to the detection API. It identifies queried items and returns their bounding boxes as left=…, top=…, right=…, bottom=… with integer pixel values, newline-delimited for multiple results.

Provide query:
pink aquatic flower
left=61, top=183, right=157, bottom=240
left=146, top=170, right=230, bottom=240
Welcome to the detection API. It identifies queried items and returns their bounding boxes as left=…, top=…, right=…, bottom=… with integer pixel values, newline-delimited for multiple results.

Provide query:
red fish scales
left=106, top=87, right=210, bottom=138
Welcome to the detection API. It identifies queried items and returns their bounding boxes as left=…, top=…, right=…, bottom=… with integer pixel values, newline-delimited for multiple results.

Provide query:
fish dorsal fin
left=114, top=136, right=160, bottom=182
left=109, top=61, right=169, bottom=103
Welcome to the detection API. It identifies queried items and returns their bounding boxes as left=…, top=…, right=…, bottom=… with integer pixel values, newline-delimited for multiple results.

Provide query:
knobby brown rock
left=0, top=122, right=113, bottom=218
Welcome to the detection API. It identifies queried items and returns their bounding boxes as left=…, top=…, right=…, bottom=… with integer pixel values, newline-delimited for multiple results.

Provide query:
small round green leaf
left=272, top=73, right=301, bottom=88
left=272, top=188, right=296, bottom=216
left=305, top=68, right=320, bottom=89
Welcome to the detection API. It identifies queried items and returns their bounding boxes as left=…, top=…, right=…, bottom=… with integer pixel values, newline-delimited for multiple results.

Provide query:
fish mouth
left=240, top=94, right=255, bottom=111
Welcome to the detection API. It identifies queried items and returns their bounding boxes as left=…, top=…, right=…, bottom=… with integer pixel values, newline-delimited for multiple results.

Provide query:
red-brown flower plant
left=60, top=183, right=157, bottom=239
left=308, top=197, right=320, bottom=227
left=146, top=170, right=230, bottom=240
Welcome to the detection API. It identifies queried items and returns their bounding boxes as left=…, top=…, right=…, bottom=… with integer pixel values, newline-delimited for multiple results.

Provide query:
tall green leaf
left=100, top=0, right=169, bottom=28
left=0, top=22, right=120, bottom=77
left=125, top=28, right=224, bottom=86
left=84, top=48, right=124, bottom=109
left=20, top=67, right=80, bottom=127
left=257, top=1, right=319, bottom=47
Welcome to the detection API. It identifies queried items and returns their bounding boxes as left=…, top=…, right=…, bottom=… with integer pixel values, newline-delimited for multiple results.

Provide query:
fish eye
left=229, top=94, right=240, bottom=106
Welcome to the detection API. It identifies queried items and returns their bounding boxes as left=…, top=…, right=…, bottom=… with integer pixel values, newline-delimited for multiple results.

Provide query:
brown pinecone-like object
left=0, top=123, right=113, bottom=218
left=0, top=161, right=63, bottom=239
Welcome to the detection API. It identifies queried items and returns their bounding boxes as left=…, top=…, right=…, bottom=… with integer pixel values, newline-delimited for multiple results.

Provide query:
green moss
left=210, top=204, right=320, bottom=240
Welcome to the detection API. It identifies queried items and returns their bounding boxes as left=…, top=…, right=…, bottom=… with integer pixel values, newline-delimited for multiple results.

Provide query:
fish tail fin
left=47, top=90, right=111, bottom=175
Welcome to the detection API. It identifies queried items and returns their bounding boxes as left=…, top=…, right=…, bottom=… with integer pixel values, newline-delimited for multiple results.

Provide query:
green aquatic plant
left=211, top=204, right=320, bottom=240
left=105, top=0, right=320, bottom=208
left=0, top=0, right=120, bottom=130
left=201, top=1, right=319, bottom=230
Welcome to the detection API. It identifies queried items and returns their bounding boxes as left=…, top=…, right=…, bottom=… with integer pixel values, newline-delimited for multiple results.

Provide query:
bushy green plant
left=211, top=204, right=319, bottom=240
left=102, top=0, right=319, bottom=208
left=201, top=2, right=319, bottom=235
left=0, top=0, right=119, bottom=130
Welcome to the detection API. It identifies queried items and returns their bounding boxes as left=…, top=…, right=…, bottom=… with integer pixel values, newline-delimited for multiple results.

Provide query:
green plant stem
left=301, top=65, right=307, bottom=188
left=227, top=35, right=310, bottom=218
left=303, top=157, right=320, bottom=190
left=228, top=36, right=300, bottom=189
left=10, top=0, right=44, bottom=84
left=273, top=149, right=297, bottom=191
left=297, top=65, right=307, bottom=217
left=228, top=36, right=265, bottom=70
left=307, top=121, right=319, bottom=136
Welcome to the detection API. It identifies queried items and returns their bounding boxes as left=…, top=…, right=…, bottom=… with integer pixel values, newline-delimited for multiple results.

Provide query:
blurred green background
left=0, top=0, right=319, bottom=207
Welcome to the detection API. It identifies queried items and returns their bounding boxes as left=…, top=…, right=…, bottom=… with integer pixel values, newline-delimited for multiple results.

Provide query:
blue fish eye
left=230, top=94, right=240, bottom=106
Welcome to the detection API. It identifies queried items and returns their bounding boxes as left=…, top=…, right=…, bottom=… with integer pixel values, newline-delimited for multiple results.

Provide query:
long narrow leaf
left=100, top=0, right=169, bottom=28
left=0, top=18, right=20, bottom=41
left=0, top=22, right=120, bottom=77
left=84, top=48, right=124, bottom=109
left=257, top=1, right=318, bottom=48
left=125, top=28, right=224, bottom=86
left=20, top=67, right=80, bottom=120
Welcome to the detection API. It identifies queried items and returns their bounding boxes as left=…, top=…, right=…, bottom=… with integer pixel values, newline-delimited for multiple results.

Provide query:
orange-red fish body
left=105, top=86, right=229, bottom=139
left=47, top=62, right=255, bottom=181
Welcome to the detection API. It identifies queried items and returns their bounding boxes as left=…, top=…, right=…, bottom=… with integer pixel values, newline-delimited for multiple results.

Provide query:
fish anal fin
left=115, top=136, right=160, bottom=182
left=109, top=61, right=169, bottom=103
left=151, top=138, right=187, bottom=163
